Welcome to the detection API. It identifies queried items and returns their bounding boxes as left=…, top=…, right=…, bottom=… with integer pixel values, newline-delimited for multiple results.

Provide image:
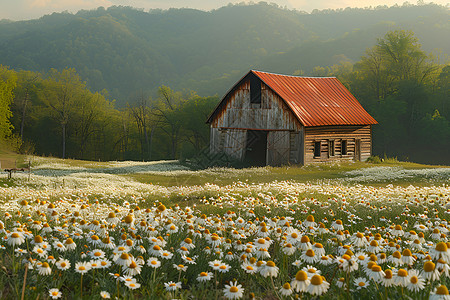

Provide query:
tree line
left=308, top=30, right=449, bottom=164
left=0, top=67, right=218, bottom=161
left=0, top=29, right=448, bottom=164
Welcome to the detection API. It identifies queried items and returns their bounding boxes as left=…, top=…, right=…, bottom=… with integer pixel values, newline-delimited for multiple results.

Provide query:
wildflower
left=306, top=275, right=330, bottom=296
left=173, top=264, right=188, bottom=272
left=292, top=270, right=310, bottom=293
left=394, top=269, right=409, bottom=287
left=354, top=277, right=370, bottom=290
left=7, top=232, right=25, bottom=246
left=48, top=288, right=62, bottom=299
left=38, top=262, right=52, bottom=276
left=241, top=262, right=258, bottom=274
left=223, top=281, right=244, bottom=299
left=430, top=285, right=450, bottom=300
left=147, top=257, right=161, bottom=268
left=197, top=271, right=213, bottom=282
left=279, top=282, right=293, bottom=296
left=114, top=252, right=132, bottom=267
left=125, top=281, right=141, bottom=290
left=164, top=281, right=182, bottom=292
left=124, top=259, right=142, bottom=276
left=75, top=261, right=91, bottom=274
left=260, top=260, right=279, bottom=278
left=301, top=249, right=318, bottom=264
left=380, top=269, right=395, bottom=287
left=55, top=259, right=71, bottom=271
left=218, top=263, right=231, bottom=273
left=422, top=260, right=440, bottom=282
left=100, top=291, right=111, bottom=298
left=406, top=269, right=425, bottom=292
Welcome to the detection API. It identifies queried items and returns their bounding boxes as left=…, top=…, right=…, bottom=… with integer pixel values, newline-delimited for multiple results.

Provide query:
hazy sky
left=1, top=0, right=448, bottom=20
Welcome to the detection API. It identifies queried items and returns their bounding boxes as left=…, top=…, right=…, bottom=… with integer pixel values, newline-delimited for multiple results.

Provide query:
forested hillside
left=0, top=3, right=448, bottom=103
left=0, top=3, right=448, bottom=165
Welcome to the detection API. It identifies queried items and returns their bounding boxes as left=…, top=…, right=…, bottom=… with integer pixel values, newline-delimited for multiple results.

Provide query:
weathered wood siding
left=210, top=78, right=302, bottom=164
left=304, top=125, right=372, bottom=164
left=210, top=80, right=301, bottom=131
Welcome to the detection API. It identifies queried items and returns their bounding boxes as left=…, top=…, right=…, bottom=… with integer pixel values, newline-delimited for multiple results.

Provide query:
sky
left=0, top=0, right=448, bottom=21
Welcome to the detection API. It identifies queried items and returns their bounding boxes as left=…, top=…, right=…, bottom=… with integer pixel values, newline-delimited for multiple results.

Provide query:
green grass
left=125, top=160, right=448, bottom=187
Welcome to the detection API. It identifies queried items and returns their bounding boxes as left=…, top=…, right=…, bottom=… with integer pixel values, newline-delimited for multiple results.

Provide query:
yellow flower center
left=358, top=281, right=365, bottom=287
left=424, top=261, right=435, bottom=272
left=295, top=270, right=308, bottom=281
left=310, top=275, right=323, bottom=286
left=283, top=282, right=291, bottom=289
left=436, top=285, right=450, bottom=295
left=436, top=242, right=448, bottom=252
left=266, top=261, right=275, bottom=267
left=410, top=276, right=419, bottom=284
left=397, top=269, right=408, bottom=277
left=306, top=249, right=315, bottom=257
left=230, top=286, right=238, bottom=293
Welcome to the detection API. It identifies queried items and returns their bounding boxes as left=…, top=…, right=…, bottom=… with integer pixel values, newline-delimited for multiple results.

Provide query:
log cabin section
left=207, top=70, right=377, bottom=166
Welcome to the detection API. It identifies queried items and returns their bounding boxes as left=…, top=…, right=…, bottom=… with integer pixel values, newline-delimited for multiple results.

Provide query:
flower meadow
left=1, top=168, right=450, bottom=299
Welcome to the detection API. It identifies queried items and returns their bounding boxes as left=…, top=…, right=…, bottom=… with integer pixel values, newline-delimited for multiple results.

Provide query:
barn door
left=223, top=129, right=247, bottom=161
left=267, top=131, right=290, bottom=166
left=355, top=139, right=361, bottom=161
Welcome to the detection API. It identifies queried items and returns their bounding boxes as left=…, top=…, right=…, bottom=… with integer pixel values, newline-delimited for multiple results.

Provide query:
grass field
left=0, top=155, right=449, bottom=299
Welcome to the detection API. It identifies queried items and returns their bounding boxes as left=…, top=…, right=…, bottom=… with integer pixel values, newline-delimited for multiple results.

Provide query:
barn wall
left=304, top=125, right=372, bottom=164
left=210, top=78, right=303, bottom=164
left=210, top=80, right=301, bottom=131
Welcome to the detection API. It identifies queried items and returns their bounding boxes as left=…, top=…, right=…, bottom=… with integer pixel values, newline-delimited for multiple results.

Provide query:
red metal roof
left=252, top=70, right=378, bottom=127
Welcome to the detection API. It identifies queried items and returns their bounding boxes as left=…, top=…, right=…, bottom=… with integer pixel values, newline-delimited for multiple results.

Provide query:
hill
left=0, top=4, right=448, bottom=104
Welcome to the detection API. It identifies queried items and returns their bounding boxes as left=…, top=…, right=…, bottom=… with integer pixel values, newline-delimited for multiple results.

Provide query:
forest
left=0, top=3, right=449, bottom=165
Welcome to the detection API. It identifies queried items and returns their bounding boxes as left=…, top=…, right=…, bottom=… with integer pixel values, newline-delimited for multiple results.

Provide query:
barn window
left=328, top=140, right=335, bottom=157
left=341, top=140, right=348, bottom=155
left=250, top=76, right=261, bottom=104
left=314, top=141, right=321, bottom=158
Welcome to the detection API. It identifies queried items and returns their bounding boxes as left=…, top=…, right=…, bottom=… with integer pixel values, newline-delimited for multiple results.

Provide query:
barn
left=206, top=70, right=378, bottom=166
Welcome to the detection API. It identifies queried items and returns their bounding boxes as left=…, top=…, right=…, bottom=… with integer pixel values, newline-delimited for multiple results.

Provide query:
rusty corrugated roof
left=252, top=70, right=377, bottom=127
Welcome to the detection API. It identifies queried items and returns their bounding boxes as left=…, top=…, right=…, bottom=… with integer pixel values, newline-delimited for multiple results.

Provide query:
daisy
left=367, top=264, right=385, bottom=282
left=394, top=269, right=410, bottom=287
left=291, top=270, right=310, bottom=293
left=380, top=269, right=395, bottom=287
left=354, top=277, right=370, bottom=290
left=260, top=261, right=279, bottom=278
left=241, top=262, right=258, bottom=274
left=209, top=259, right=223, bottom=270
left=164, top=281, right=182, bottom=292
left=147, top=257, right=161, bottom=268
left=218, top=263, right=231, bottom=273
left=7, top=232, right=25, bottom=246
left=223, top=281, right=244, bottom=299
left=279, top=282, right=293, bottom=297
left=125, top=281, right=141, bottom=290
left=303, top=265, right=321, bottom=278
left=301, top=249, right=318, bottom=264
left=100, top=291, right=111, bottom=299
left=75, top=261, right=91, bottom=274
left=406, top=269, right=425, bottom=292
left=306, top=275, right=330, bottom=296
left=48, top=288, right=62, bottom=299
left=38, top=262, right=52, bottom=276
left=64, top=238, right=76, bottom=251
left=55, top=259, right=71, bottom=271
left=124, top=259, right=142, bottom=276
left=401, top=248, right=416, bottom=266
left=282, top=243, right=296, bottom=256
left=430, top=242, right=450, bottom=261
left=197, top=271, right=213, bottom=282
left=421, top=260, right=440, bottom=282
left=32, top=245, right=47, bottom=258
left=173, top=264, right=188, bottom=272
left=430, top=285, right=450, bottom=300
left=114, top=252, right=132, bottom=267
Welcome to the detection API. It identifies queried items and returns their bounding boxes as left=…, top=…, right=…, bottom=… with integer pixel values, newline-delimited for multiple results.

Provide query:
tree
left=153, top=86, right=186, bottom=159
left=0, top=65, right=17, bottom=140
left=39, top=68, right=85, bottom=158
